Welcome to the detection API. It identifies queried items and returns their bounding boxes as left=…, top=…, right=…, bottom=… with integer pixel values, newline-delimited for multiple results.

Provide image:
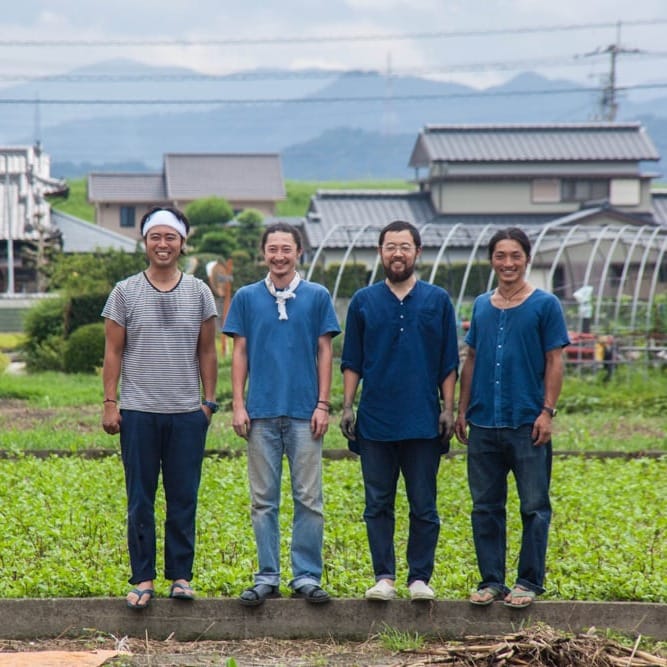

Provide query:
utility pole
left=3, top=153, right=15, bottom=295
left=584, top=21, right=640, bottom=121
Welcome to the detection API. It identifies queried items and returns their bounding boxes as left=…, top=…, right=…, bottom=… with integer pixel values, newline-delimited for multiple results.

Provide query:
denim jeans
left=358, top=437, right=442, bottom=585
left=120, top=409, right=208, bottom=584
left=247, top=417, right=324, bottom=590
left=467, top=424, right=552, bottom=595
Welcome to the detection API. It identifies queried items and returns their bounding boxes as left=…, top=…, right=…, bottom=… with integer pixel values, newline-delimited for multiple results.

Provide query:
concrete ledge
left=1, top=599, right=665, bottom=641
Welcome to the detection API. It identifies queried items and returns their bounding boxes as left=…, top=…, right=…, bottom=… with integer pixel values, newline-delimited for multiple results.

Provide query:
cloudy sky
left=1, top=0, right=666, bottom=95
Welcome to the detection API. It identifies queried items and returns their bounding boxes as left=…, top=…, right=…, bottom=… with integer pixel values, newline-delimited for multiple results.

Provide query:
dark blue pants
left=120, top=409, right=208, bottom=584
left=358, top=437, right=442, bottom=585
left=467, top=424, right=552, bottom=595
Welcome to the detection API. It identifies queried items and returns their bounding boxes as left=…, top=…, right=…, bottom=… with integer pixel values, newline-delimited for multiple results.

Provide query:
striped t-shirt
left=102, top=272, right=218, bottom=413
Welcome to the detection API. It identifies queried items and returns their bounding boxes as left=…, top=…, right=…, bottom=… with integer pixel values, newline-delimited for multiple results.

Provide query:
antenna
left=582, top=21, right=641, bottom=121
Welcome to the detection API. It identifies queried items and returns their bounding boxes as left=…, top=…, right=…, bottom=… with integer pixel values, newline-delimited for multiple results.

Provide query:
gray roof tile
left=87, top=173, right=166, bottom=202
left=409, top=123, right=660, bottom=167
left=52, top=211, right=140, bottom=253
left=164, top=153, right=285, bottom=201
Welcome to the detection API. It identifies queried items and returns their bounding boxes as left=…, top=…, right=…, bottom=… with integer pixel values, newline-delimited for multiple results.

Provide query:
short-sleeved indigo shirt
left=464, top=289, right=570, bottom=429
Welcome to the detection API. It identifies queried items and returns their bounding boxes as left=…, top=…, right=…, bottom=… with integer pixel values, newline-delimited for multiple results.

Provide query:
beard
left=384, top=260, right=415, bottom=283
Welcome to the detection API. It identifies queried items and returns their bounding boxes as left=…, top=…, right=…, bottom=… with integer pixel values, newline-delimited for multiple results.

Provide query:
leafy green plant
left=63, top=322, right=106, bottom=373
left=378, top=625, right=425, bottom=651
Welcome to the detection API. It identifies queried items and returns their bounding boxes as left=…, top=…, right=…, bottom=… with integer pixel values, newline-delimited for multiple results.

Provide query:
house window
left=561, top=179, right=609, bottom=203
left=610, top=179, right=640, bottom=206
left=532, top=179, right=560, bottom=203
left=120, top=206, right=136, bottom=228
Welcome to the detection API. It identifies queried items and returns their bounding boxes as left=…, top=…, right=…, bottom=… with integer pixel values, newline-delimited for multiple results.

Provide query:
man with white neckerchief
left=223, top=222, right=341, bottom=606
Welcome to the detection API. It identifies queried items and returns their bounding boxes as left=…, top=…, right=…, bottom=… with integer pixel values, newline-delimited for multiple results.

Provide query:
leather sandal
left=239, top=583, right=281, bottom=607
left=291, top=583, right=330, bottom=604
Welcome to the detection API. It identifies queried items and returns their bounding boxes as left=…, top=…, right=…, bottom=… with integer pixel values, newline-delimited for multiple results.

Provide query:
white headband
left=143, top=209, right=188, bottom=238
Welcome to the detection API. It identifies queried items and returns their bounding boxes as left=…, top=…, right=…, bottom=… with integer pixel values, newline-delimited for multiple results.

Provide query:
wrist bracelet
left=317, top=399, right=330, bottom=406
left=103, top=398, right=117, bottom=404
left=315, top=406, right=329, bottom=412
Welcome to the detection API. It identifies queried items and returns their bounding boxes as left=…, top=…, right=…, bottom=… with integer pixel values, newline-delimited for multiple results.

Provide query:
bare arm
left=102, top=318, right=125, bottom=435
left=311, top=333, right=334, bottom=438
left=230, top=335, right=250, bottom=439
left=531, top=347, right=565, bottom=446
left=197, top=316, right=218, bottom=418
left=454, top=346, right=475, bottom=445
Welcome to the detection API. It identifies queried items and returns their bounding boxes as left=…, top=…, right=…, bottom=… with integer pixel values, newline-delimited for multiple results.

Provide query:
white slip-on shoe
left=408, top=580, right=435, bottom=601
left=365, top=579, right=397, bottom=601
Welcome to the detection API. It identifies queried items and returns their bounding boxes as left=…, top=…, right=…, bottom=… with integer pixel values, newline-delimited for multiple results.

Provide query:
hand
left=454, top=413, right=469, bottom=445
left=439, top=408, right=454, bottom=444
left=102, top=403, right=121, bottom=435
left=531, top=411, right=553, bottom=446
left=340, top=406, right=356, bottom=441
left=232, top=406, right=251, bottom=440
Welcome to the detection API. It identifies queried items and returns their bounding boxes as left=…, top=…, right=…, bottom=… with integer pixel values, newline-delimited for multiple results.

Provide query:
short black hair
left=488, top=227, right=531, bottom=260
left=378, top=220, right=422, bottom=248
left=261, top=222, right=303, bottom=251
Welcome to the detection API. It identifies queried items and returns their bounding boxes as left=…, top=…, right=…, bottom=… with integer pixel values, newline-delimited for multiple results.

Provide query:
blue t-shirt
left=341, top=280, right=459, bottom=442
left=464, top=289, right=570, bottom=429
left=223, top=279, right=341, bottom=420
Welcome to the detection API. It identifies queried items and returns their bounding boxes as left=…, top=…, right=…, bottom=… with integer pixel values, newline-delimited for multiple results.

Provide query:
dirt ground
left=0, top=635, right=421, bottom=667
left=2, top=628, right=667, bottom=666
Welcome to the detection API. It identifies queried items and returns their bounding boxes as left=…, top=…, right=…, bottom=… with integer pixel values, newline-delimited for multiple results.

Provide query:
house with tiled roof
left=88, top=153, right=285, bottom=240
left=0, top=144, right=68, bottom=293
left=301, top=123, right=667, bottom=315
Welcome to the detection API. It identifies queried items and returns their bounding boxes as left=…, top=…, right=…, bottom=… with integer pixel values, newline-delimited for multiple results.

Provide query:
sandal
left=291, top=583, right=330, bottom=604
left=126, top=587, right=154, bottom=610
left=469, top=586, right=504, bottom=606
left=504, top=585, right=537, bottom=609
left=239, top=583, right=281, bottom=607
left=169, top=581, right=195, bottom=600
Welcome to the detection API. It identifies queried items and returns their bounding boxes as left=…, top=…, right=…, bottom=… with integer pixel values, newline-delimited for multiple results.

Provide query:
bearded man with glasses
left=340, top=220, right=459, bottom=602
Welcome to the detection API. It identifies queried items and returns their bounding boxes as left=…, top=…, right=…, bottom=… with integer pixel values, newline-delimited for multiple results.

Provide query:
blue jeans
left=358, top=437, right=442, bottom=585
left=247, top=417, right=324, bottom=590
left=467, top=424, right=552, bottom=595
left=120, top=409, right=208, bottom=585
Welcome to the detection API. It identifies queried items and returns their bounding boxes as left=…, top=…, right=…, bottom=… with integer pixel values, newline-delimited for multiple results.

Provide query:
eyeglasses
left=381, top=243, right=416, bottom=253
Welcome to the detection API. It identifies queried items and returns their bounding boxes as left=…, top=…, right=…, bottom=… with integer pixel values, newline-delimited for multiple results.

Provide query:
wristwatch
left=542, top=405, right=557, bottom=417
left=202, top=400, right=219, bottom=413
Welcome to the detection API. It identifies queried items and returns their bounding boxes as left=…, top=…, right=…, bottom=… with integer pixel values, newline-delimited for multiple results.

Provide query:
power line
left=0, top=18, right=666, bottom=47
left=0, top=82, right=665, bottom=107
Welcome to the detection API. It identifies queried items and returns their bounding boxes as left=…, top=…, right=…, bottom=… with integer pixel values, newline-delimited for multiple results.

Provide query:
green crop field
left=0, top=362, right=665, bottom=601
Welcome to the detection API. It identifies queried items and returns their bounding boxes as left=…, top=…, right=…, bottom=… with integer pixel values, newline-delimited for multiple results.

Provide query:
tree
left=44, top=249, right=146, bottom=294
left=185, top=197, right=234, bottom=250
left=235, top=208, right=264, bottom=260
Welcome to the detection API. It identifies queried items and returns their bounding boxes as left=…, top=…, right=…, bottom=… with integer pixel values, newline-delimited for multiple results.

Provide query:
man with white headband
left=101, top=206, right=218, bottom=609
left=223, top=222, right=340, bottom=606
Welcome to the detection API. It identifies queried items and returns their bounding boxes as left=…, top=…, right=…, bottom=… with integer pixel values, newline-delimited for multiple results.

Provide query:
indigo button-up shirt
left=341, top=280, right=459, bottom=442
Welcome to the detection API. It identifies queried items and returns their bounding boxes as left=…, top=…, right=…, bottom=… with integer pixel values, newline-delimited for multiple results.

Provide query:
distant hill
left=4, top=59, right=662, bottom=180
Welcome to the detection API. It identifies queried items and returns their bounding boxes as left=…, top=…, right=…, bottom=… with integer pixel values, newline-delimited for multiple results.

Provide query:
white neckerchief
left=264, top=272, right=301, bottom=320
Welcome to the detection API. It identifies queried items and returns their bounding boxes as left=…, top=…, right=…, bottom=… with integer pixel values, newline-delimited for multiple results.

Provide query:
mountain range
left=2, top=58, right=666, bottom=181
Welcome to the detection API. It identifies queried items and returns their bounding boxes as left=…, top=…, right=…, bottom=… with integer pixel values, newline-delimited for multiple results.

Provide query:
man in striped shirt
left=102, top=207, right=218, bottom=609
